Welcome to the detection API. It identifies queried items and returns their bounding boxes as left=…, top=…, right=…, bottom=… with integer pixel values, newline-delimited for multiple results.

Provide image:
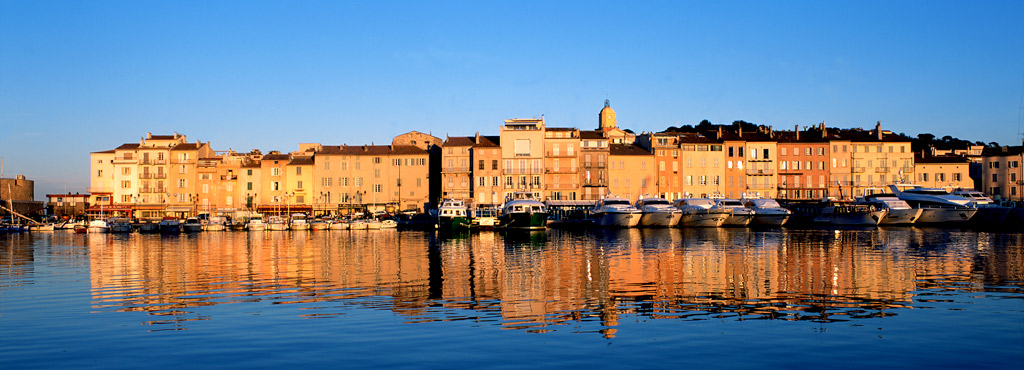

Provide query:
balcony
left=545, top=151, right=577, bottom=158
left=112, top=156, right=137, bottom=164
left=582, top=162, right=607, bottom=169
left=547, top=183, right=579, bottom=190
left=777, top=169, right=802, bottom=175
left=747, top=183, right=775, bottom=190
left=852, top=167, right=866, bottom=173
left=502, top=168, right=544, bottom=175
left=220, top=175, right=238, bottom=181
left=172, top=159, right=195, bottom=164
left=748, top=158, right=774, bottom=163
left=152, top=173, right=167, bottom=179
left=139, top=173, right=153, bottom=179
left=900, top=166, right=914, bottom=173
left=140, top=159, right=167, bottom=165
left=442, top=166, right=471, bottom=174
left=746, top=169, right=773, bottom=176
left=546, top=166, right=579, bottom=174
left=876, top=167, right=890, bottom=173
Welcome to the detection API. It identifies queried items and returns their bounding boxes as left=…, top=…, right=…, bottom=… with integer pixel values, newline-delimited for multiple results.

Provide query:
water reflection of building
left=80, top=230, right=1024, bottom=334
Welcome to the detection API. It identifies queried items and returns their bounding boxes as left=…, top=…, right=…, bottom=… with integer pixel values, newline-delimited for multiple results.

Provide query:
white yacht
left=741, top=198, right=791, bottom=226
left=289, top=213, right=310, bottom=230
left=856, top=195, right=922, bottom=225
left=591, top=195, right=642, bottom=228
left=634, top=195, right=681, bottom=227
left=949, top=188, right=1012, bottom=225
left=711, top=198, right=755, bottom=226
left=247, top=214, right=266, bottom=231
left=107, top=217, right=133, bottom=233
left=888, top=184, right=977, bottom=224
left=499, top=191, right=548, bottom=229
left=672, top=198, right=730, bottom=227
left=205, top=216, right=228, bottom=231
left=87, top=218, right=110, bottom=233
left=266, top=215, right=289, bottom=231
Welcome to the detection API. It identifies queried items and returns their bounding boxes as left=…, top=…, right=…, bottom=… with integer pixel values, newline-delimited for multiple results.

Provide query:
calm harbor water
left=1, top=228, right=1022, bottom=369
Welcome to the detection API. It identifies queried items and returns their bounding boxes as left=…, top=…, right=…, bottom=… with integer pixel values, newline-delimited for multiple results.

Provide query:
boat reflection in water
left=58, top=228, right=1022, bottom=338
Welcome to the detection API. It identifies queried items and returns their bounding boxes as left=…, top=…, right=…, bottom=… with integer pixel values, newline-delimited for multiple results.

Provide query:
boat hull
left=500, top=212, right=548, bottom=230
left=438, top=215, right=471, bottom=230
left=916, top=208, right=976, bottom=224
left=639, top=212, right=681, bottom=227
left=880, top=208, right=922, bottom=225
left=678, top=212, right=728, bottom=227
left=815, top=210, right=886, bottom=226
left=722, top=213, right=754, bottom=226
left=593, top=212, right=641, bottom=228
left=751, top=213, right=789, bottom=226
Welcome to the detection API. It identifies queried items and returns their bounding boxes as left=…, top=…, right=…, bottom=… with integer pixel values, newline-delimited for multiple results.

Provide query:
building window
left=297, top=181, right=303, bottom=189
left=247, top=182, right=253, bottom=190
left=271, top=168, right=281, bottom=176
left=296, top=167, right=302, bottom=175
left=178, top=179, right=186, bottom=188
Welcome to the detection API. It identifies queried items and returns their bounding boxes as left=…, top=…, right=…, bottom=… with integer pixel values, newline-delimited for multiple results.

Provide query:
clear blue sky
left=2, top=0, right=1023, bottom=199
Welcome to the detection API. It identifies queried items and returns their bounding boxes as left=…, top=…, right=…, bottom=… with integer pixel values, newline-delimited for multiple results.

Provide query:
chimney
left=795, top=125, right=799, bottom=141
left=875, top=121, right=882, bottom=141
left=717, top=126, right=722, bottom=140
left=820, top=122, right=827, bottom=139
left=475, top=131, right=480, bottom=144
left=738, top=126, right=743, bottom=137
left=146, top=132, right=152, bottom=139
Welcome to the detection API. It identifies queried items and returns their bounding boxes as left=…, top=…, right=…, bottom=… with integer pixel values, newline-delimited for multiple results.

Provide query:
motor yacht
left=949, top=188, right=1012, bottom=226
left=289, top=213, right=310, bottom=230
left=785, top=199, right=887, bottom=226
left=206, top=216, right=228, bottom=231
left=740, top=198, right=791, bottom=226
left=499, top=191, right=548, bottom=229
left=437, top=199, right=471, bottom=230
left=182, top=217, right=203, bottom=232
left=711, top=198, right=755, bottom=226
left=856, top=195, right=921, bottom=225
left=107, top=217, right=133, bottom=233
left=672, top=198, right=730, bottom=227
left=634, top=195, right=681, bottom=227
left=591, top=195, right=642, bottom=228
left=247, top=214, right=266, bottom=231
left=266, top=215, right=289, bottom=231
left=888, top=184, right=977, bottom=224
left=158, top=217, right=181, bottom=233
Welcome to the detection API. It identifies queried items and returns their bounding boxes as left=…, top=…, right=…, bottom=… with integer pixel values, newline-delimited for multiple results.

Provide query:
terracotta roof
left=473, top=136, right=500, bottom=148
left=241, top=162, right=262, bottom=168
left=775, top=130, right=830, bottom=143
left=317, top=145, right=427, bottom=156
left=580, top=130, right=605, bottom=139
left=443, top=136, right=475, bottom=147
left=609, top=144, right=651, bottom=156
left=262, top=154, right=291, bottom=161
left=676, top=133, right=719, bottom=144
left=982, top=145, right=1024, bottom=157
left=547, top=127, right=577, bottom=132
left=915, top=155, right=970, bottom=164
left=91, top=149, right=115, bottom=154
left=288, top=157, right=314, bottom=165
left=148, top=135, right=177, bottom=140
left=115, top=143, right=140, bottom=150
left=170, top=143, right=202, bottom=151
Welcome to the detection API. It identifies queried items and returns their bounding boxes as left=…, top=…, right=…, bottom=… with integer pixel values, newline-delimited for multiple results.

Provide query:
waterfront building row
left=86, top=102, right=1016, bottom=218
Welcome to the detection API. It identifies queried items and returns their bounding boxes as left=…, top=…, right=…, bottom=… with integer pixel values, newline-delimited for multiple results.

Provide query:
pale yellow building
left=544, top=127, right=581, bottom=201
left=441, top=136, right=474, bottom=202
left=914, top=155, right=972, bottom=190
left=500, top=117, right=547, bottom=199
left=981, top=145, right=1024, bottom=201
left=843, top=123, right=914, bottom=197
left=607, top=144, right=655, bottom=202
left=313, top=144, right=431, bottom=214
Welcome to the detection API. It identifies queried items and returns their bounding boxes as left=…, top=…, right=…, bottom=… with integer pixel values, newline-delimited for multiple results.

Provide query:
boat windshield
left=905, top=189, right=952, bottom=195
left=604, top=200, right=630, bottom=206
left=718, top=200, right=743, bottom=207
left=643, top=199, right=670, bottom=205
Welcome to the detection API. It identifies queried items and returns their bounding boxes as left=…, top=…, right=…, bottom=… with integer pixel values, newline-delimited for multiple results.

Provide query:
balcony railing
left=152, top=173, right=167, bottom=179
left=748, top=158, right=774, bottom=162
left=545, top=151, right=577, bottom=158
left=777, top=169, right=803, bottom=175
left=139, top=173, right=153, bottom=179
left=582, top=162, right=607, bottom=169
left=502, top=168, right=544, bottom=175
left=876, top=167, right=890, bottom=173
left=442, top=166, right=471, bottom=174
left=900, top=167, right=914, bottom=173
left=220, top=175, right=238, bottom=181
left=746, top=169, right=773, bottom=176
left=140, top=159, right=167, bottom=165
left=139, top=187, right=167, bottom=194
left=852, top=167, right=866, bottom=173
left=546, top=167, right=579, bottom=174
left=112, top=156, right=137, bottom=163
left=547, top=183, right=579, bottom=190
left=172, top=159, right=195, bottom=164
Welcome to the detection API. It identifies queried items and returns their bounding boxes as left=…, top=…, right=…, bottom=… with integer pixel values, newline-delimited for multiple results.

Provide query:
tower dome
left=599, top=99, right=617, bottom=131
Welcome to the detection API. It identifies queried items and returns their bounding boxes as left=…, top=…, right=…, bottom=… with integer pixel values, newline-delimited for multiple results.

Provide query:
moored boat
left=266, top=215, right=289, bottom=231
left=205, top=216, right=228, bottom=231
left=499, top=191, right=548, bottom=230
left=107, top=217, right=133, bottom=233
left=888, top=184, right=977, bottom=224
left=591, top=195, right=642, bottom=228
left=247, top=214, right=266, bottom=231
left=437, top=199, right=471, bottom=230
left=87, top=219, right=109, bottom=233
left=741, top=197, right=791, bottom=226
left=711, top=198, right=755, bottom=226
left=158, top=217, right=181, bottom=233
left=856, top=195, right=921, bottom=225
left=182, top=217, right=203, bottom=232
left=673, top=198, right=730, bottom=227
left=635, top=195, right=681, bottom=227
